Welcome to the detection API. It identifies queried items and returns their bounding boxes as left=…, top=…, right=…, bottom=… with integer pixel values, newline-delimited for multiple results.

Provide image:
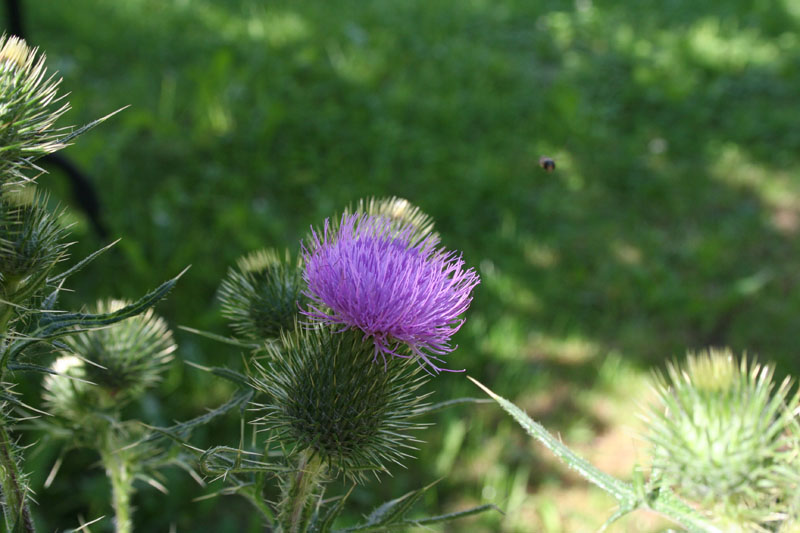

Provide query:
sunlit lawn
left=10, top=0, right=800, bottom=530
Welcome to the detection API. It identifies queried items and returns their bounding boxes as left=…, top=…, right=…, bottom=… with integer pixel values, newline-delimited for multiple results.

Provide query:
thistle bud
left=343, top=196, right=437, bottom=245
left=0, top=187, right=68, bottom=295
left=251, top=324, right=428, bottom=480
left=643, top=348, right=800, bottom=529
left=0, top=35, right=69, bottom=186
left=56, top=299, right=176, bottom=408
left=217, top=248, right=306, bottom=340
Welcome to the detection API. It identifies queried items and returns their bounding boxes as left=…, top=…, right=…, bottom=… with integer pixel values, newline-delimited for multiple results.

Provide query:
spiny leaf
left=47, top=238, right=120, bottom=285
left=334, top=483, right=498, bottom=532
left=468, top=376, right=632, bottom=500
left=183, top=361, right=251, bottom=388
left=58, top=106, right=128, bottom=145
left=199, top=446, right=289, bottom=476
left=143, top=388, right=253, bottom=445
left=1, top=268, right=187, bottom=370
left=37, top=266, right=189, bottom=331
left=406, top=504, right=501, bottom=527
left=468, top=376, right=723, bottom=533
left=7, top=362, right=58, bottom=375
left=368, top=480, right=437, bottom=525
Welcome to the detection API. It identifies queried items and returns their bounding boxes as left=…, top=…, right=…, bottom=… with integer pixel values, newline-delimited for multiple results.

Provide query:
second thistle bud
left=217, top=248, right=306, bottom=340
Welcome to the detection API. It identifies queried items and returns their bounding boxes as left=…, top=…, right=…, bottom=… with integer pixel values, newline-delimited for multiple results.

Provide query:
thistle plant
left=642, top=349, right=800, bottom=531
left=162, top=197, right=496, bottom=533
left=41, top=301, right=176, bottom=533
left=0, top=187, right=69, bottom=293
left=0, top=35, right=182, bottom=532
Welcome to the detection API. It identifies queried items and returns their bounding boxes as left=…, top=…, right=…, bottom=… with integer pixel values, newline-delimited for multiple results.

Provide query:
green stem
left=0, top=422, right=35, bottom=532
left=100, top=445, right=134, bottom=533
left=0, top=303, right=14, bottom=337
left=0, top=284, right=34, bottom=533
left=279, top=451, right=325, bottom=533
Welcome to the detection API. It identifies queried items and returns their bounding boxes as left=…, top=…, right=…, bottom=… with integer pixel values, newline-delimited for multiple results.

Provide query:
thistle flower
left=58, top=299, right=176, bottom=407
left=301, top=213, right=479, bottom=373
left=0, top=35, right=69, bottom=187
left=218, top=248, right=306, bottom=340
left=251, top=323, right=428, bottom=480
left=642, top=348, right=800, bottom=529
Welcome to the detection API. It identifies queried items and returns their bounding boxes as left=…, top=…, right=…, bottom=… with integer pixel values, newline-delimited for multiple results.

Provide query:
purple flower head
left=301, top=213, right=480, bottom=373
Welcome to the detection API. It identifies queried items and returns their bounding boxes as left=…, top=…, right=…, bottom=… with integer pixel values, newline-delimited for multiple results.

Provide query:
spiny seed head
left=0, top=187, right=69, bottom=290
left=60, top=299, right=176, bottom=407
left=301, top=212, right=479, bottom=373
left=0, top=35, right=69, bottom=187
left=218, top=248, right=307, bottom=340
left=643, top=348, right=800, bottom=529
left=251, top=323, right=429, bottom=481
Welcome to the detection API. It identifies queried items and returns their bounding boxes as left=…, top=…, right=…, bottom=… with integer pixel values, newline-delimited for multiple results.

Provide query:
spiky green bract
left=0, top=187, right=69, bottom=296
left=643, top=348, right=800, bottom=530
left=251, top=324, right=429, bottom=481
left=58, top=299, right=176, bottom=408
left=0, top=35, right=69, bottom=187
left=218, top=249, right=307, bottom=340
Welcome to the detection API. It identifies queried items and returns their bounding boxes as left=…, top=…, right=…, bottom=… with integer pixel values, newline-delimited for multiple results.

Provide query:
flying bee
left=539, top=156, right=555, bottom=172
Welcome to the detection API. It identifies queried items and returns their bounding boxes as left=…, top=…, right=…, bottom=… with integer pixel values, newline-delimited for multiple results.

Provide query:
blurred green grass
left=6, top=0, right=800, bottom=530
